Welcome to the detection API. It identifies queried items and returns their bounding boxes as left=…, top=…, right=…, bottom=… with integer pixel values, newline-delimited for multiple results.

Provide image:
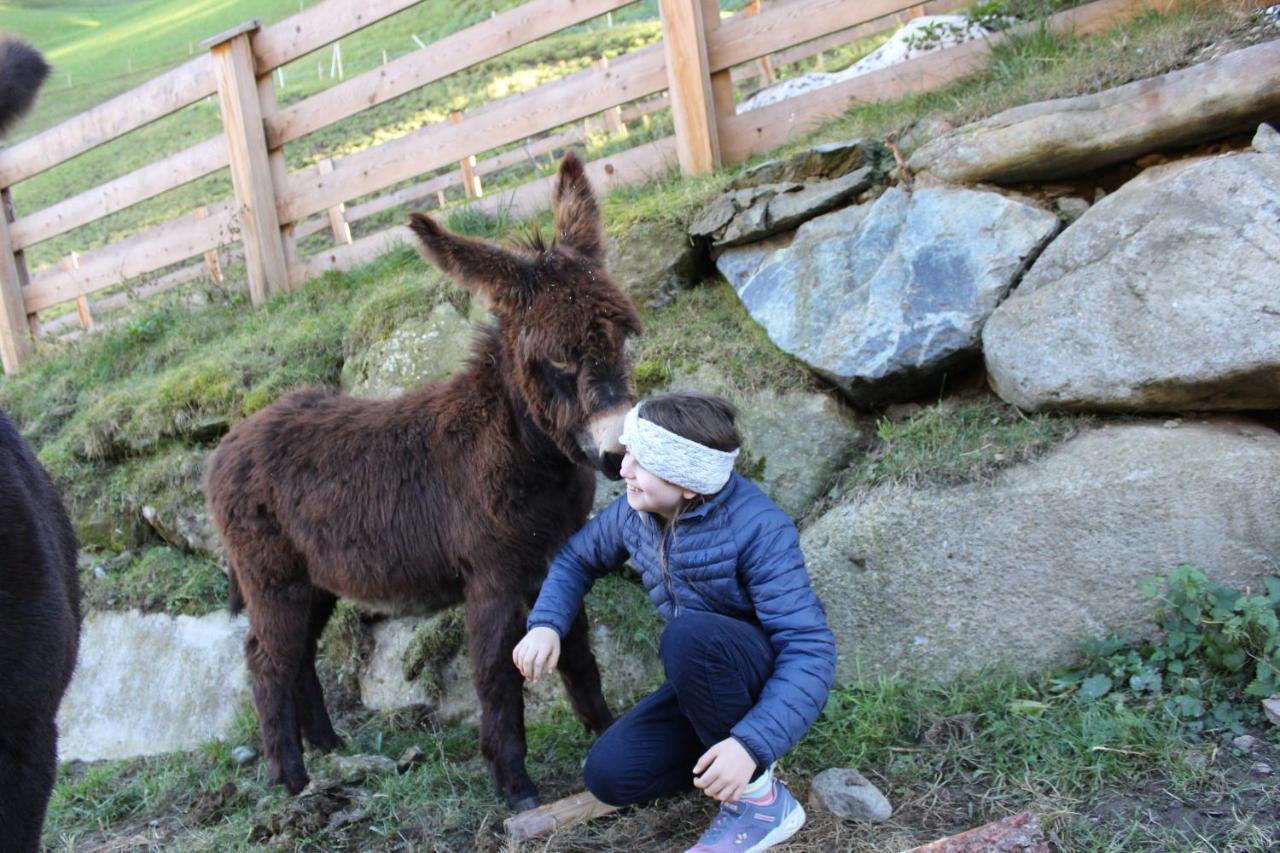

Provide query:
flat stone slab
left=58, top=610, right=250, bottom=761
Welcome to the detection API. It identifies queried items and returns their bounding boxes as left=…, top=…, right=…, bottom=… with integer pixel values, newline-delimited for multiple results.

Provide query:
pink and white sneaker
left=684, top=779, right=806, bottom=853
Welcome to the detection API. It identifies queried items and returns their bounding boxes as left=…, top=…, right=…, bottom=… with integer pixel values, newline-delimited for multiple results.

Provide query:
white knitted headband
left=619, top=403, right=739, bottom=496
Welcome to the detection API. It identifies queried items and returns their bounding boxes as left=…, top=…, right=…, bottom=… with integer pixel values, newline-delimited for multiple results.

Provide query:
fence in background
left=0, top=0, right=1175, bottom=373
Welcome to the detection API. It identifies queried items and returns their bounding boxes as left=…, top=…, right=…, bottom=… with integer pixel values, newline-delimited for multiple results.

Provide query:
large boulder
left=58, top=610, right=251, bottom=761
left=802, top=418, right=1280, bottom=683
left=340, top=302, right=481, bottom=399
left=735, top=186, right=1059, bottom=406
left=671, top=365, right=872, bottom=518
left=984, top=151, right=1280, bottom=412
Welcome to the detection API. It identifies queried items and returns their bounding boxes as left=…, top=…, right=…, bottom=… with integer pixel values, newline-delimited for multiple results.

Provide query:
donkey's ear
left=552, top=152, right=604, bottom=261
left=408, top=213, right=532, bottom=312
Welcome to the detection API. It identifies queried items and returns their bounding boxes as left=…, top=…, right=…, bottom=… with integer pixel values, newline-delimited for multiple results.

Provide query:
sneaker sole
left=743, top=802, right=805, bottom=853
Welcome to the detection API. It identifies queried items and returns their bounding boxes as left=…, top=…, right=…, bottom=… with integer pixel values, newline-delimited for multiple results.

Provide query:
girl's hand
left=692, top=737, right=756, bottom=802
left=512, top=626, right=561, bottom=683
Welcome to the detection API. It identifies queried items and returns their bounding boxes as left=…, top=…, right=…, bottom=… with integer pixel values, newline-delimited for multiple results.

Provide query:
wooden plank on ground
left=718, top=0, right=1172, bottom=165
left=264, top=0, right=635, bottom=148
left=905, top=811, right=1048, bottom=852
left=8, top=136, right=228, bottom=251
left=503, top=790, right=619, bottom=841
left=22, top=202, right=235, bottom=313
left=0, top=56, right=215, bottom=188
left=278, top=43, right=668, bottom=225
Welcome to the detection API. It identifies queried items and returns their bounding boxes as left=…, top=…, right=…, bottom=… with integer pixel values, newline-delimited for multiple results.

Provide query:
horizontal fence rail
left=0, top=0, right=1197, bottom=373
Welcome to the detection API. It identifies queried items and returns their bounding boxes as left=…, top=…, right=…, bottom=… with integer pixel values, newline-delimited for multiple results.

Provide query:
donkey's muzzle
left=599, top=450, right=624, bottom=481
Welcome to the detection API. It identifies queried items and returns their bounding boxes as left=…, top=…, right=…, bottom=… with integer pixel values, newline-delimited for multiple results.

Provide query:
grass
left=80, top=545, right=227, bottom=616
left=40, top=663, right=1280, bottom=850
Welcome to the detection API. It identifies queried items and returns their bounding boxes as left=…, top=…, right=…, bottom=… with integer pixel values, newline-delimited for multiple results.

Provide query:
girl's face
left=620, top=450, right=697, bottom=519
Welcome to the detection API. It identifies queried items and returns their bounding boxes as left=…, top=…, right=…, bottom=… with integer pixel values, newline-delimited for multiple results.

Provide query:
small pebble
left=231, top=746, right=258, bottom=766
left=1252, top=762, right=1273, bottom=776
left=1232, top=734, right=1264, bottom=752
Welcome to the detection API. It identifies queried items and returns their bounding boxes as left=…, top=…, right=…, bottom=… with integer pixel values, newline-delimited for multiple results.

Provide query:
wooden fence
left=0, top=0, right=1174, bottom=373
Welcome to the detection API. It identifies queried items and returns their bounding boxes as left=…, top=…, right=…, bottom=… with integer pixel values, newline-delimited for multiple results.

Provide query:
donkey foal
left=206, top=153, right=641, bottom=810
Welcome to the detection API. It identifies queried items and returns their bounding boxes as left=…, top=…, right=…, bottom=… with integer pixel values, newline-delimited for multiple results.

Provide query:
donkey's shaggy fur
left=205, top=154, right=641, bottom=809
left=0, top=39, right=82, bottom=853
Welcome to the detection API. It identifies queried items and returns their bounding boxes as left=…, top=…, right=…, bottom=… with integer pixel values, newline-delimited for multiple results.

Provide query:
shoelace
left=702, top=800, right=745, bottom=841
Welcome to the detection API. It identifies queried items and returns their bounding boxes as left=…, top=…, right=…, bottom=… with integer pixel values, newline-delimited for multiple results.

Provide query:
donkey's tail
left=228, top=566, right=245, bottom=615
left=0, top=38, right=50, bottom=136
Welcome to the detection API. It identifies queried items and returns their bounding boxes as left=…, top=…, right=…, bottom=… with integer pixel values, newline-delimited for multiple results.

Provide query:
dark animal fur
left=0, top=412, right=81, bottom=853
left=205, top=153, right=642, bottom=809
left=0, top=38, right=49, bottom=137
left=0, top=39, right=81, bottom=853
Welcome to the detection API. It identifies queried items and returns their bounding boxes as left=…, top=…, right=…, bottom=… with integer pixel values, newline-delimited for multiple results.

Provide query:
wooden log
left=316, top=159, right=353, bottom=244
left=908, top=36, right=1280, bottom=184
left=503, top=790, right=619, bottom=841
left=659, top=0, right=721, bottom=175
left=206, top=22, right=289, bottom=305
left=904, top=811, right=1048, bottom=852
left=0, top=187, right=32, bottom=373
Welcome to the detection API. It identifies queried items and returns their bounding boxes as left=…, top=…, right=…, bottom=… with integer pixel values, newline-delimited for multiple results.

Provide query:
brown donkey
left=205, top=153, right=640, bottom=810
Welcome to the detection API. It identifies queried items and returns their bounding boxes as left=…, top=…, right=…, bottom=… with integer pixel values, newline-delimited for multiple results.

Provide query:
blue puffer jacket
left=528, top=473, right=837, bottom=768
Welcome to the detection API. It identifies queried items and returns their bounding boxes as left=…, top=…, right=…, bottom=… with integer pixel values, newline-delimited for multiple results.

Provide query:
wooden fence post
left=0, top=187, right=32, bottom=373
left=659, top=0, right=721, bottom=175
left=61, top=253, right=94, bottom=330
left=204, top=21, right=289, bottom=306
left=450, top=111, right=483, bottom=199
left=745, top=2, right=777, bottom=84
left=194, top=205, right=225, bottom=283
left=593, top=57, right=626, bottom=135
left=317, top=159, right=353, bottom=245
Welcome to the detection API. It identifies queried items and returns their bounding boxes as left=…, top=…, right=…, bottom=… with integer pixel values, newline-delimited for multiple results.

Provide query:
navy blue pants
left=583, top=611, right=776, bottom=807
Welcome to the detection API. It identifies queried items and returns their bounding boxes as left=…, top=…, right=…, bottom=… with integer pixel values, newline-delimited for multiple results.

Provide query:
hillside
left=2, top=1, right=1279, bottom=850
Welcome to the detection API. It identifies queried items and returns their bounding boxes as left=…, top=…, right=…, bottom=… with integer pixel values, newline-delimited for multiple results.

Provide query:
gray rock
left=802, top=418, right=1280, bottom=682
left=736, top=186, right=1059, bottom=405
left=672, top=365, right=872, bottom=518
left=1232, top=734, right=1265, bottom=752
left=232, top=745, right=258, bottom=766
left=606, top=216, right=711, bottom=308
left=327, top=753, right=397, bottom=784
left=692, top=166, right=881, bottom=250
left=984, top=152, right=1280, bottom=412
left=714, top=232, right=794, bottom=293
left=730, top=139, right=885, bottom=188
left=141, top=495, right=221, bottom=560
left=1054, top=196, right=1090, bottom=220
left=808, top=767, right=892, bottom=823
left=58, top=610, right=251, bottom=761
left=341, top=302, right=479, bottom=399
left=1254, top=122, right=1280, bottom=154
left=396, top=745, right=427, bottom=773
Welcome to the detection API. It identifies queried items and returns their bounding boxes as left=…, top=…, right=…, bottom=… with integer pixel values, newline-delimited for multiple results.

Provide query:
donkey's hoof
left=268, top=766, right=310, bottom=796
left=509, top=794, right=540, bottom=813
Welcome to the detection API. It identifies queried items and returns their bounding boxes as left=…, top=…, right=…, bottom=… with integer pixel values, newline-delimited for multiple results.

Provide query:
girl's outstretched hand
left=513, top=626, right=561, bottom=683
left=692, top=737, right=756, bottom=802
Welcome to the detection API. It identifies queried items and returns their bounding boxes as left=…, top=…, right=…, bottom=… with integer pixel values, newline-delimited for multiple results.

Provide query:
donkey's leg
left=465, top=589, right=539, bottom=811
left=293, top=589, right=341, bottom=753
left=244, top=581, right=314, bottom=794
left=0, top=716, right=57, bottom=853
left=555, top=609, right=614, bottom=736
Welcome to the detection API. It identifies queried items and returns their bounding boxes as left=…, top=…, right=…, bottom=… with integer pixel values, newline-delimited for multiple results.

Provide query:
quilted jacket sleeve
left=729, top=505, right=837, bottom=768
left=527, top=496, right=631, bottom=638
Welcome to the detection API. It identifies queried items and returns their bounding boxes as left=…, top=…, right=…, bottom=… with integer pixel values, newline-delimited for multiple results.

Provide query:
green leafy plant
left=1057, top=565, right=1280, bottom=735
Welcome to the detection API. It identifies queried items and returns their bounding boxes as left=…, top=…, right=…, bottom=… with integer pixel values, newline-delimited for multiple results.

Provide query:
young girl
left=513, top=392, right=836, bottom=853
